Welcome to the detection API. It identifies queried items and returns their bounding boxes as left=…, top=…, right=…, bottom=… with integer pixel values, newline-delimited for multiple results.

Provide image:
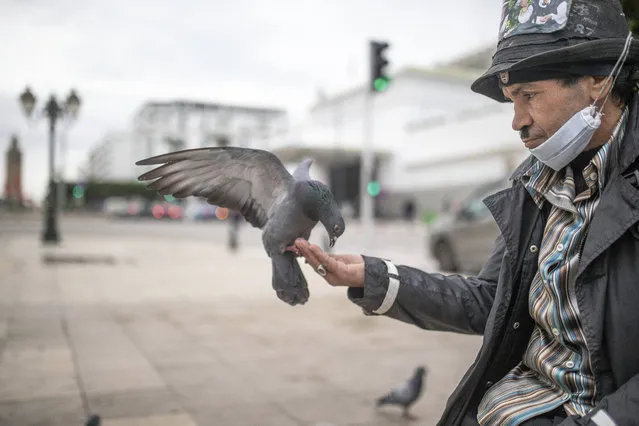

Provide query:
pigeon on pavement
left=85, top=414, right=101, bottom=426
left=135, top=147, right=345, bottom=306
left=376, top=366, right=428, bottom=419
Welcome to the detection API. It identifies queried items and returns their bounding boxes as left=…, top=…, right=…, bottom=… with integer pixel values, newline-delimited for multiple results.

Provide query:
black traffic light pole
left=360, top=40, right=390, bottom=248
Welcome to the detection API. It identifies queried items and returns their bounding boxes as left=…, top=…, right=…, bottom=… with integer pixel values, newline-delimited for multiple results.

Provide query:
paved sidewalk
left=0, top=234, right=481, bottom=425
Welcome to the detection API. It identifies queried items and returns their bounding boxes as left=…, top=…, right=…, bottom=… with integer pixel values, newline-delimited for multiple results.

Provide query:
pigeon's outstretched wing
left=136, top=147, right=294, bottom=228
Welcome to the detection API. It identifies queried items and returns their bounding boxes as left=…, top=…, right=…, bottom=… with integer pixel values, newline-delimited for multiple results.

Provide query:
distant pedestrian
left=228, top=209, right=242, bottom=252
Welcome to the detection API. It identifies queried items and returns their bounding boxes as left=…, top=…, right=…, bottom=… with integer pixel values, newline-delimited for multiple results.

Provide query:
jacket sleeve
left=346, top=233, right=506, bottom=335
left=557, top=373, right=639, bottom=426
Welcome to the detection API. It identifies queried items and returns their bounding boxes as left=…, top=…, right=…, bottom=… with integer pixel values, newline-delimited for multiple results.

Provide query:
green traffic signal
left=374, top=77, right=390, bottom=92
left=72, top=185, right=84, bottom=199
left=367, top=181, right=381, bottom=197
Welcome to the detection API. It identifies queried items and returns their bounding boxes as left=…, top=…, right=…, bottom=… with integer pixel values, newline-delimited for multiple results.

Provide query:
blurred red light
left=152, top=204, right=164, bottom=219
left=216, top=207, right=229, bottom=220
left=167, top=205, right=181, bottom=219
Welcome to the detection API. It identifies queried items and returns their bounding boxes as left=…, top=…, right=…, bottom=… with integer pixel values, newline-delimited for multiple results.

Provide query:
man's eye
left=523, top=93, right=536, bottom=100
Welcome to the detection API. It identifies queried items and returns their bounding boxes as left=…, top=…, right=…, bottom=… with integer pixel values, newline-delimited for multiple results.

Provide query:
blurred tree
left=164, top=136, right=186, bottom=151
left=80, top=181, right=165, bottom=203
left=622, top=0, right=638, bottom=34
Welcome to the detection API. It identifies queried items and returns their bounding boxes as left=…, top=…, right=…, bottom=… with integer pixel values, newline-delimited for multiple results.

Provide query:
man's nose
left=512, top=103, right=533, bottom=132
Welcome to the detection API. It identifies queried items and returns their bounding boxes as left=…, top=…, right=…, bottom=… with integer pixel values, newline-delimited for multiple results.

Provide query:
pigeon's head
left=297, top=180, right=346, bottom=247
left=325, top=212, right=346, bottom=248
left=415, top=366, right=428, bottom=377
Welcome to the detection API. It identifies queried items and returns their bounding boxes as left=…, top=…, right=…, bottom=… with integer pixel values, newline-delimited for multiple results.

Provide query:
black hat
left=472, top=0, right=639, bottom=102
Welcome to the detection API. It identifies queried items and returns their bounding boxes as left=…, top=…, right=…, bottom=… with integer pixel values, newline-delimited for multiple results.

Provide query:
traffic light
left=72, top=184, right=85, bottom=199
left=370, top=40, right=391, bottom=93
left=367, top=181, right=381, bottom=197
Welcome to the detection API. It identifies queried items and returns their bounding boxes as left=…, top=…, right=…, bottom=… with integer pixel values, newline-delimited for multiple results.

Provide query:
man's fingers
left=294, top=241, right=336, bottom=277
left=297, top=245, right=320, bottom=268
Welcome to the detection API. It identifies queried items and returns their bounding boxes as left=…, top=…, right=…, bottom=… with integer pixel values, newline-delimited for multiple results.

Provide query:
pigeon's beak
left=329, top=236, right=336, bottom=248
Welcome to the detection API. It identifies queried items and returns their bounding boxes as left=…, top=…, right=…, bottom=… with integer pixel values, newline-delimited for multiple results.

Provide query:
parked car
left=428, top=178, right=511, bottom=274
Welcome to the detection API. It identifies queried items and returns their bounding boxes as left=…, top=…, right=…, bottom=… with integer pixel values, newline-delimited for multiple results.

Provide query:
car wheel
left=434, top=240, right=459, bottom=273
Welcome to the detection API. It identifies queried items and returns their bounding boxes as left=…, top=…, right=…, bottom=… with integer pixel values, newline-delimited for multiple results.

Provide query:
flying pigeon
left=376, top=366, right=428, bottom=419
left=135, top=147, right=345, bottom=306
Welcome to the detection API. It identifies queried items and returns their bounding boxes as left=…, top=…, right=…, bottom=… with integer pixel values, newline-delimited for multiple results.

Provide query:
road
left=0, top=213, right=437, bottom=270
left=0, top=213, right=481, bottom=426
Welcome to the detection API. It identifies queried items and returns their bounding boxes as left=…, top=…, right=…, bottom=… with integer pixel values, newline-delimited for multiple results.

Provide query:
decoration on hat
left=499, top=0, right=572, bottom=40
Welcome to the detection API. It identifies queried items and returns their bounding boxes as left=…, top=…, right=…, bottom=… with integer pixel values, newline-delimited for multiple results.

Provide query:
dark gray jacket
left=348, top=96, right=639, bottom=425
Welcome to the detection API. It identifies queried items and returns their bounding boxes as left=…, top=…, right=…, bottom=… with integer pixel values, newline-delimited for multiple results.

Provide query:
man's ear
left=589, top=75, right=612, bottom=103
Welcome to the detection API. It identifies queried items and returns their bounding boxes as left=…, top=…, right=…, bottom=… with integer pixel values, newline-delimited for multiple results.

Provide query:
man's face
left=502, top=79, right=592, bottom=149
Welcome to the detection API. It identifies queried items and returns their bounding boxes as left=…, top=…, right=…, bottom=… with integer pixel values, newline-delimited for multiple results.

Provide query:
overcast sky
left=0, top=0, right=502, bottom=202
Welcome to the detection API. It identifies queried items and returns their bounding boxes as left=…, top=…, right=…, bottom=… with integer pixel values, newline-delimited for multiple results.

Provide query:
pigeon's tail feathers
left=271, top=252, right=309, bottom=306
left=85, top=414, right=101, bottom=426
left=376, top=393, right=395, bottom=407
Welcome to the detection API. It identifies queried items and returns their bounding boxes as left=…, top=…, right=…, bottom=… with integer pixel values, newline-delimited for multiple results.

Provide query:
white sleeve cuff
left=372, top=259, right=400, bottom=315
left=591, top=410, right=617, bottom=426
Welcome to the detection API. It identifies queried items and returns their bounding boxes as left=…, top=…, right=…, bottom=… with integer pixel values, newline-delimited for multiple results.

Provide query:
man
left=294, top=1, right=639, bottom=425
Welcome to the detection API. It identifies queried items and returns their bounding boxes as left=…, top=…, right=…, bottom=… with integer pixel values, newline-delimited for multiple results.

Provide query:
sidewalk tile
left=102, top=413, right=198, bottom=426
left=87, top=387, right=183, bottom=419
left=0, top=395, right=85, bottom=426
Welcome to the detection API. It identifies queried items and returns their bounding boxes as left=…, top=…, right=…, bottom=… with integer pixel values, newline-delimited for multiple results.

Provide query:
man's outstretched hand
left=294, top=238, right=365, bottom=288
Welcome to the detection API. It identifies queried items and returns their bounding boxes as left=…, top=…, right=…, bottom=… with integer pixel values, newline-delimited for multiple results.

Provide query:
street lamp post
left=18, top=86, right=81, bottom=245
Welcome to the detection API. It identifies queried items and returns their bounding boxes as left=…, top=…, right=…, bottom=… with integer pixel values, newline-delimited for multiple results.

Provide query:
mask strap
left=593, top=32, right=634, bottom=115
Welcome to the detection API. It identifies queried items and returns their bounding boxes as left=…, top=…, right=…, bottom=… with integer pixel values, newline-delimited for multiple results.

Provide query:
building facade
left=84, top=100, right=289, bottom=182
left=132, top=100, right=289, bottom=161
left=85, top=131, right=135, bottom=182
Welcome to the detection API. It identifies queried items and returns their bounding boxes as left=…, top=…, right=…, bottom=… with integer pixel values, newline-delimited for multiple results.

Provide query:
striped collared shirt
left=476, top=108, right=628, bottom=426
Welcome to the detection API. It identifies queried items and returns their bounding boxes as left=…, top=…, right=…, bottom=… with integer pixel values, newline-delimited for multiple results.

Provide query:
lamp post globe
left=19, top=87, right=37, bottom=118
left=65, top=90, right=81, bottom=119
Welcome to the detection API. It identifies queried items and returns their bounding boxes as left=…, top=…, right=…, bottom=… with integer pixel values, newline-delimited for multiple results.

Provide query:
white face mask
left=527, top=32, right=634, bottom=171
left=529, top=105, right=601, bottom=171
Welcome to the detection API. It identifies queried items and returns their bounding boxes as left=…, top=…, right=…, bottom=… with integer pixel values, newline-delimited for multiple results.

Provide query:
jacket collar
left=510, top=155, right=535, bottom=182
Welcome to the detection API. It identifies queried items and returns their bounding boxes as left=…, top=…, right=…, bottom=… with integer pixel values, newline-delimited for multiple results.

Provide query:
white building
left=83, top=100, right=289, bottom=183
left=85, top=131, right=136, bottom=182
left=131, top=100, right=289, bottom=160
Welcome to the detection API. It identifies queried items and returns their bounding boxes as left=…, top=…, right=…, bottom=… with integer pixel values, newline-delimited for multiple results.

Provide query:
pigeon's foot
left=402, top=408, right=418, bottom=421
left=284, top=245, right=301, bottom=256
